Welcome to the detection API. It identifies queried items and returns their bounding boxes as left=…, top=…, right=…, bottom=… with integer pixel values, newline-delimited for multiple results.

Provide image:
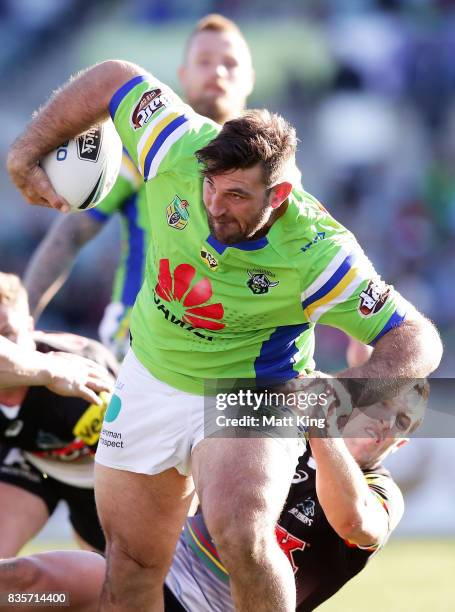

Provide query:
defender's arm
left=24, top=214, right=103, bottom=321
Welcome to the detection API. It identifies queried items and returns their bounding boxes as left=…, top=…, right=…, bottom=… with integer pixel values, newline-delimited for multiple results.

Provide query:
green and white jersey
left=87, top=150, right=149, bottom=306
left=109, top=75, right=407, bottom=394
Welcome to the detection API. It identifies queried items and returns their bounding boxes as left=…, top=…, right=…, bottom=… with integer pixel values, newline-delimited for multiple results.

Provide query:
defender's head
left=342, top=382, right=429, bottom=469
left=0, top=272, right=34, bottom=349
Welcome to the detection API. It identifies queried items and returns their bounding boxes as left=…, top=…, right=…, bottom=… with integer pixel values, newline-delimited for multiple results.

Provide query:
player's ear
left=269, top=182, right=292, bottom=209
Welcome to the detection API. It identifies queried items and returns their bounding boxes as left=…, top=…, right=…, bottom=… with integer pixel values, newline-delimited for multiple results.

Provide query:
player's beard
left=207, top=197, right=271, bottom=245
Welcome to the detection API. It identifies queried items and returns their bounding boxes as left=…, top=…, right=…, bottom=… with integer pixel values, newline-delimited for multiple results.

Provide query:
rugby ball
left=40, top=119, right=123, bottom=211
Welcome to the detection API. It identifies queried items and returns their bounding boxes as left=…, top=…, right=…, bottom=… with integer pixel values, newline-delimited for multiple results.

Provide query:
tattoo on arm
left=24, top=213, right=103, bottom=321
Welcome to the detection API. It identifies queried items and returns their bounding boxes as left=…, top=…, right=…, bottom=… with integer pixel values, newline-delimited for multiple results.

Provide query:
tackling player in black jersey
left=0, top=272, right=115, bottom=554
left=0, top=379, right=427, bottom=611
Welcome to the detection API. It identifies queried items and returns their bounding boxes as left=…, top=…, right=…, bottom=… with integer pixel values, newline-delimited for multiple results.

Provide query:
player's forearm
left=310, top=437, right=387, bottom=545
left=0, top=337, right=53, bottom=388
left=339, top=314, right=442, bottom=406
left=8, top=60, right=143, bottom=168
left=24, top=214, right=102, bottom=321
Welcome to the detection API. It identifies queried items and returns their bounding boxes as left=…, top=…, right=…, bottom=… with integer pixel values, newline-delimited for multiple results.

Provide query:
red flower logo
left=155, top=259, right=225, bottom=331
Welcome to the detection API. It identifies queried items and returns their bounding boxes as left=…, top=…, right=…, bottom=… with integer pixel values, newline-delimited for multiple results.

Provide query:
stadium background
left=0, top=1, right=454, bottom=610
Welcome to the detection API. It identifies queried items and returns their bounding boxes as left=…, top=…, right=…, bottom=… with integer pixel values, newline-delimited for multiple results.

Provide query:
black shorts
left=0, top=446, right=104, bottom=552
left=164, top=584, right=187, bottom=612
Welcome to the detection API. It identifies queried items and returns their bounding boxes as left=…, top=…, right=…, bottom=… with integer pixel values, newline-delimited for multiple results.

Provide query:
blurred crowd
left=1, top=0, right=454, bottom=374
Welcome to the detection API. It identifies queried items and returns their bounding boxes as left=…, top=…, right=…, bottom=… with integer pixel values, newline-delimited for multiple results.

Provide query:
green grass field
left=319, top=539, right=455, bottom=612
left=22, top=538, right=455, bottom=611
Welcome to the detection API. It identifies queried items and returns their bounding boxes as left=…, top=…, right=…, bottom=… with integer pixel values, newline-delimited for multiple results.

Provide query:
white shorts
left=95, top=349, right=305, bottom=477
left=95, top=349, right=205, bottom=476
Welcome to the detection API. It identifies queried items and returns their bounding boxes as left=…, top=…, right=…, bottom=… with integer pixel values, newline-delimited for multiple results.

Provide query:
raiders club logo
left=358, top=279, right=390, bottom=317
left=246, top=270, right=279, bottom=295
left=166, top=195, right=189, bottom=230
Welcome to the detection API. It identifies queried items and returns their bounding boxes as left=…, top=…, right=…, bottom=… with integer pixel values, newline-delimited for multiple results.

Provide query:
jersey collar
left=206, top=234, right=269, bottom=255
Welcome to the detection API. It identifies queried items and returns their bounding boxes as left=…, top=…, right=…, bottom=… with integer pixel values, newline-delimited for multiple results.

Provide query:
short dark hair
left=196, top=109, right=297, bottom=187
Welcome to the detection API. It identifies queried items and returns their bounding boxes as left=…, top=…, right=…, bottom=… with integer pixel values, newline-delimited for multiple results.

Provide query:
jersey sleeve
left=343, top=471, right=404, bottom=552
left=108, top=74, right=219, bottom=182
left=365, top=472, right=404, bottom=543
left=86, top=148, right=142, bottom=223
left=299, top=211, right=408, bottom=345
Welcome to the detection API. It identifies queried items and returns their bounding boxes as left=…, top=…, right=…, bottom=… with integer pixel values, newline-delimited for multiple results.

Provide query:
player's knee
left=106, top=537, right=170, bottom=580
left=0, top=557, right=42, bottom=591
left=210, top=516, right=274, bottom=571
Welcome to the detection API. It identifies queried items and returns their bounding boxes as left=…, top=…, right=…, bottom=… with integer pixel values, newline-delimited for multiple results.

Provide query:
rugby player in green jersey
left=8, top=58, right=442, bottom=611
left=23, top=15, right=254, bottom=361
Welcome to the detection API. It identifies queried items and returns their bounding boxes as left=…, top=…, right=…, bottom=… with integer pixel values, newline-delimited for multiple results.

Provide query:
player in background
left=0, top=272, right=115, bottom=554
left=0, top=380, right=428, bottom=611
left=7, top=58, right=442, bottom=611
left=23, top=14, right=254, bottom=360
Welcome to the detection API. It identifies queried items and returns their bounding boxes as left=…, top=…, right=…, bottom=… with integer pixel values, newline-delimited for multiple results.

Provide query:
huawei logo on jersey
left=155, top=259, right=225, bottom=331
left=275, top=524, right=307, bottom=574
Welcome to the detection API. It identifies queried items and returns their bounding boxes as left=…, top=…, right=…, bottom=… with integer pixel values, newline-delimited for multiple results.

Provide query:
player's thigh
left=0, top=551, right=104, bottom=612
left=60, top=483, right=105, bottom=553
left=192, top=436, right=297, bottom=530
left=95, top=463, right=194, bottom=567
left=0, top=448, right=58, bottom=556
left=0, top=481, right=50, bottom=556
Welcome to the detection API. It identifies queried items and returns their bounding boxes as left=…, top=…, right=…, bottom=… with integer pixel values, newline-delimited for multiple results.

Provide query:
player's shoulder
left=289, top=188, right=351, bottom=238
left=273, top=187, right=361, bottom=264
left=111, top=74, right=220, bottom=181
left=363, top=465, right=404, bottom=531
left=111, top=74, right=218, bottom=140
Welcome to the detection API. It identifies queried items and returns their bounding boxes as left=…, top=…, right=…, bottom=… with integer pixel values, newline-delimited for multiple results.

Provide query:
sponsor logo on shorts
left=166, top=195, right=189, bottom=230
left=246, top=270, right=279, bottom=295
left=155, top=259, right=225, bottom=331
left=99, top=428, right=124, bottom=449
left=104, top=394, right=122, bottom=423
left=131, top=89, right=170, bottom=129
left=275, top=524, right=307, bottom=574
left=200, top=248, right=218, bottom=271
left=76, top=125, right=102, bottom=162
left=358, top=279, right=390, bottom=317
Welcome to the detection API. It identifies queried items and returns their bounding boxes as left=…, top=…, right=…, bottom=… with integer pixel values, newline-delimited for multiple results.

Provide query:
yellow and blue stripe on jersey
left=137, top=109, right=190, bottom=180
